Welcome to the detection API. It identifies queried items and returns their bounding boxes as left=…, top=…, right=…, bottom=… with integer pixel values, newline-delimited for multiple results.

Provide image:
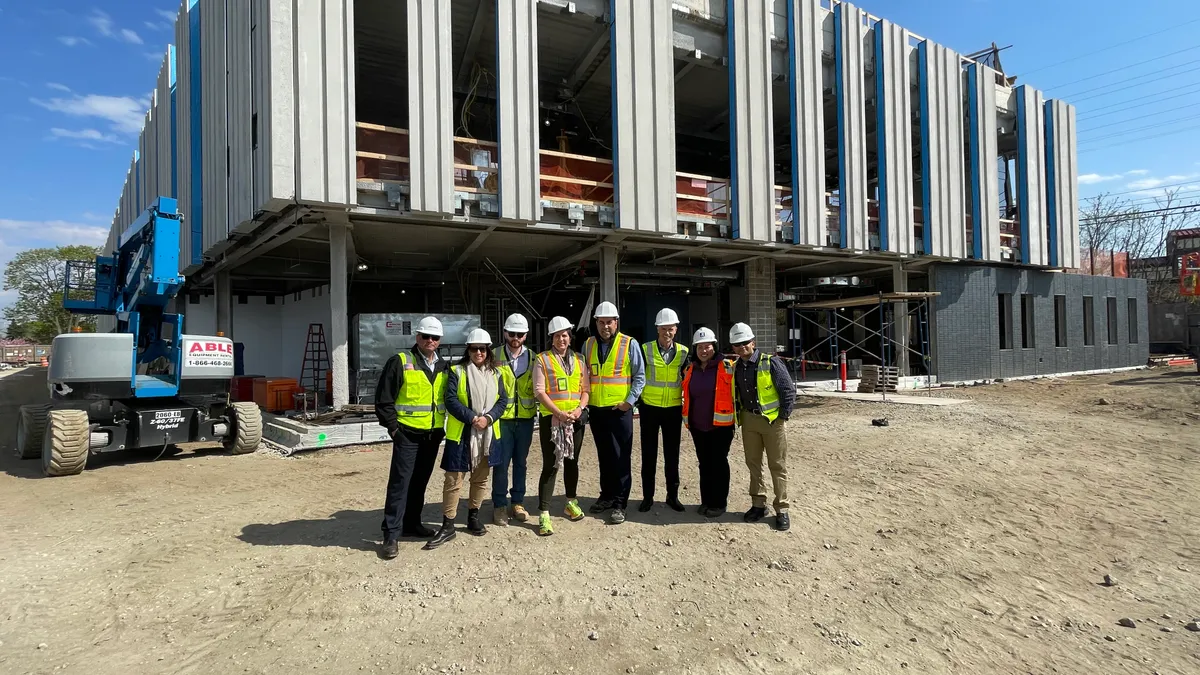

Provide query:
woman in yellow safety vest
left=531, top=315, right=591, bottom=536
left=424, top=329, right=509, bottom=550
left=680, top=327, right=737, bottom=518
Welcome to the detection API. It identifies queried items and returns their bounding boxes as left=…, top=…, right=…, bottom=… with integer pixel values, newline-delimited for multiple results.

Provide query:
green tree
left=2, top=246, right=100, bottom=344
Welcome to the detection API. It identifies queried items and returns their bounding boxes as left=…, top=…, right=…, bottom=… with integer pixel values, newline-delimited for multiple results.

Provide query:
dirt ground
left=2, top=366, right=1199, bottom=675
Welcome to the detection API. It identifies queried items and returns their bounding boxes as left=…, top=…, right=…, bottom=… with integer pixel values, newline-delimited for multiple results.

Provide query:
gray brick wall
left=745, top=258, right=777, bottom=348
left=930, top=264, right=1149, bottom=382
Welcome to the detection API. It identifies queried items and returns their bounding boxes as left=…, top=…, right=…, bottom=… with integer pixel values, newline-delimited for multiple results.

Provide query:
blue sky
left=1, top=0, right=1198, bottom=326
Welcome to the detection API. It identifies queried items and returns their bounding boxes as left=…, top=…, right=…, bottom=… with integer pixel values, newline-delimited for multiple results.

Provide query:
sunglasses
left=507, top=332, right=526, bottom=339
left=467, top=346, right=489, bottom=353
left=417, top=333, right=441, bottom=341
left=732, top=341, right=753, bottom=348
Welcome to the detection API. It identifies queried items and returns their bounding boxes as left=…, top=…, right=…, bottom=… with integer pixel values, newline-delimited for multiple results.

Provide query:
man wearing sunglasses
left=729, top=322, right=795, bottom=532
left=374, top=316, right=450, bottom=559
left=492, top=313, right=537, bottom=526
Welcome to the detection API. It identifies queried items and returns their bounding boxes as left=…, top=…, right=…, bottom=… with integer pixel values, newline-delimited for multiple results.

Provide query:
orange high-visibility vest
left=681, top=359, right=736, bottom=428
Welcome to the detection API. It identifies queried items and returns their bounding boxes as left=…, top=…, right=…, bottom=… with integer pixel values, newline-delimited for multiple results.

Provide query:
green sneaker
left=564, top=499, right=585, bottom=522
left=538, top=512, right=554, bottom=536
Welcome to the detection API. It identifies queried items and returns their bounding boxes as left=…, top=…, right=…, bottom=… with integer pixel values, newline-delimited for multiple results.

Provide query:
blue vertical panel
left=875, top=21, right=915, bottom=254
left=726, top=0, right=775, bottom=242
left=966, top=62, right=1001, bottom=261
left=787, top=0, right=827, bottom=247
left=834, top=2, right=869, bottom=250
left=1015, top=84, right=1048, bottom=266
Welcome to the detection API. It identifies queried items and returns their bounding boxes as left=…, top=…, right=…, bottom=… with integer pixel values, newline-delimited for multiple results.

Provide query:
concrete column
left=328, top=222, right=351, bottom=408
left=598, top=246, right=618, bottom=307
left=745, top=258, right=777, bottom=351
left=892, top=263, right=910, bottom=374
left=214, top=271, right=233, bottom=338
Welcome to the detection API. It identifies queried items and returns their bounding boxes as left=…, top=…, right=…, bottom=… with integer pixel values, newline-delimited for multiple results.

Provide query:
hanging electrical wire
left=1018, top=18, right=1200, bottom=77
left=1044, top=45, right=1200, bottom=92
left=1066, top=62, right=1200, bottom=103
left=1077, top=84, right=1200, bottom=120
left=1079, top=112, right=1200, bottom=142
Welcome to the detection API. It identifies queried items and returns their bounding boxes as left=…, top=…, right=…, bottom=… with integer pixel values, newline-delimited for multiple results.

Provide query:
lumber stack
left=858, top=365, right=899, bottom=393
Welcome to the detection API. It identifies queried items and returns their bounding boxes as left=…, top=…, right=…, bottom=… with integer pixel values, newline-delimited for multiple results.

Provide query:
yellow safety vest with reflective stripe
left=640, top=341, right=688, bottom=408
left=733, top=353, right=781, bottom=424
left=495, top=347, right=536, bottom=420
left=395, top=351, right=447, bottom=430
left=585, top=334, right=633, bottom=408
left=444, top=365, right=503, bottom=443
left=537, top=350, right=584, bottom=416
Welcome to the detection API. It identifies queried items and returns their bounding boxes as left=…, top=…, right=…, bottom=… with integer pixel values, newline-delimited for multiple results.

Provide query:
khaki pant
left=442, top=460, right=491, bottom=519
left=741, top=412, right=788, bottom=512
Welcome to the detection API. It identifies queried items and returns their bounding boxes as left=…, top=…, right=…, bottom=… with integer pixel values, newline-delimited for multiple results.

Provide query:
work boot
left=638, top=498, right=654, bottom=513
left=589, top=498, right=614, bottom=514
left=493, top=506, right=509, bottom=527
left=467, top=508, right=487, bottom=536
left=704, top=507, right=725, bottom=519
left=775, top=511, right=791, bottom=532
left=510, top=504, right=529, bottom=522
left=423, top=517, right=456, bottom=550
left=665, top=495, right=685, bottom=512
left=743, top=506, right=767, bottom=523
left=380, top=537, right=399, bottom=560
left=403, top=522, right=436, bottom=538
left=609, top=508, right=626, bottom=525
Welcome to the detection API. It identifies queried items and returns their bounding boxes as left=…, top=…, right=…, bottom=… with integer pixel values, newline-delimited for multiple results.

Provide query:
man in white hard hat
left=492, top=313, right=536, bottom=527
left=637, top=307, right=689, bottom=513
left=583, top=300, right=645, bottom=525
left=729, top=321, right=795, bottom=532
left=373, top=315, right=451, bottom=558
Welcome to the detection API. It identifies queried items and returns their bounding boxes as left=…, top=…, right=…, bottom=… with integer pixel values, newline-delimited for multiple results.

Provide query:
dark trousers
left=639, top=404, right=682, bottom=501
left=588, top=406, right=634, bottom=509
left=380, top=425, right=443, bottom=538
left=537, top=415, right=587, bottom=512
left=691, top=426, right=733, bottom=510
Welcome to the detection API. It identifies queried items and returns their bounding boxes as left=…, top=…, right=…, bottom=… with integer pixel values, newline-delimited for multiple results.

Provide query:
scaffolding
left=787, top=292, right=940, bottom=387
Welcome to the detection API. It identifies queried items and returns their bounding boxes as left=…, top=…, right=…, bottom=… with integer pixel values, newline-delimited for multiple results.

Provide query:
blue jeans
left=493, top=418, right=535, bottom=506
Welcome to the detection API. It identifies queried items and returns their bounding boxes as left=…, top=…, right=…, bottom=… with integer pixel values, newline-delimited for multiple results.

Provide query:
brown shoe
left=510, top=504, right=529, bottom=522
left=493, top=507, right=509, bottom=527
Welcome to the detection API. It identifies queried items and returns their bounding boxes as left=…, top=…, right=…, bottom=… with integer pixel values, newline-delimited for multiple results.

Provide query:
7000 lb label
left=184, top=340, right=234, bottom=369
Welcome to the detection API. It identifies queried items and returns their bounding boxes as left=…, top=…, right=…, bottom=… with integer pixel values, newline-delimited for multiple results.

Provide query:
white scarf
left=465, top=363, right=498, bottom=470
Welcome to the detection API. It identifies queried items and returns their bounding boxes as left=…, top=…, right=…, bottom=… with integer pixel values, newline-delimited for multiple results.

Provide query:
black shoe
left=423, top=518, right=457, bottom=550
left=704, top=507, right=725, bottom=519
left=380, top=537, right=399, bottom=559
left=589, top=499, right=614, bottom=514
left=402, top=523, right=436, bottom=538
left=744, top=507, right=767, bottom=523
left=775, top=512, right=790, bottom=532
left=665, top=495, right=685, bottom=512
left=638, top=498, right=653, bottom=512
left=467, top=508, right=487, bottom=536
left=609, top=508, right=626, bottom=525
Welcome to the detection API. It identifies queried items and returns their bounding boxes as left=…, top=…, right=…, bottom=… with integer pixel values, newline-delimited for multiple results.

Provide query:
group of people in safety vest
left=372, top=302, right=796, bottom=559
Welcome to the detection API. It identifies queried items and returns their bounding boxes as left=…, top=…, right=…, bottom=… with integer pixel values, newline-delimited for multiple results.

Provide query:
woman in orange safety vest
left=680, top=327, right=736, bottom=518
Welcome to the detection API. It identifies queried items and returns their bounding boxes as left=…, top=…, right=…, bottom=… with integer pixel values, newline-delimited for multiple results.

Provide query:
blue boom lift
left=14, top=197, right=262, bottom=476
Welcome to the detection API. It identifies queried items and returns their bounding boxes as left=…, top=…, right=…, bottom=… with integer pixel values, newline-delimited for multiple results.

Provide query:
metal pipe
left=616, top=264, right=740, bottom=280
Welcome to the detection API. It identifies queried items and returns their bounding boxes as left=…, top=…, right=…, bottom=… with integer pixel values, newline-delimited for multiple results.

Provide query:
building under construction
left=97, top=0, right=1147, bottom=406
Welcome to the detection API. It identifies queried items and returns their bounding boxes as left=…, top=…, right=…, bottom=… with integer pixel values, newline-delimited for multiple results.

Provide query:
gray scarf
left=465, top=363, right=498, bottom=470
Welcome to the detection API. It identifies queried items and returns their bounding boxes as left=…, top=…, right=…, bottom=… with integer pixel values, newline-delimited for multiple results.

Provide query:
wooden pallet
left=858, top=365, right=899, bottom=393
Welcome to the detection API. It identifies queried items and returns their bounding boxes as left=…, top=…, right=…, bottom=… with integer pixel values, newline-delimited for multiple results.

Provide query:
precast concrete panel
left=176, top=0, right=202, bottom=272
left=200, top=0, right=229, bottom=253
left=496, top=0, right=540, bottom=223
left=407, top=0, right=455, bottom=215
left=1016, top=85, right=1048, bottom=266
left=257, top=0, right=296, bottom=212
left=787, top=0, right=826, bottom=246
left=918, top=41, right=967, bottom=259
left=834, top=2, right=868, bottom=250
left=227, top=0, right=255, bottom=232
left=293, top=0, right=355, bottom=206
left=727, top=0, right=775, bottom=242
left=1045, top=99, right=1079, bottom=269
left=138, top=124, right=149, bottom=212
left=874, top=21, right=915, bottom=254
left=612, top=0, right=677, bottom=234
left=967, top=62, right=1001, bottom=262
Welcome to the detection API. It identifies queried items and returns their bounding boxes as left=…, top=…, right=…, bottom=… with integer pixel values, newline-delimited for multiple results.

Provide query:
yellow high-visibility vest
left=537, top=350, right=584, bottom=416
left=733, top=353, right=781, bottom=423
left=584, top=334, right=633, bottom=407
left=394, top=351, right=447, bottom=430
left=444, top=365, right=503, bottom=443
left=495, top=347, right=536, bottom=420
left=640, top=341, right=688, bottom=408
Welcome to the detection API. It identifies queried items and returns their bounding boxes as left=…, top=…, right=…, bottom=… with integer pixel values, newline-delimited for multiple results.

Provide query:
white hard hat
left=503, top=313, right=529, bottom=333
left=655, top=308, right=680, bottom=326
left=692, top=327, right=717, bottom=344
left=547, top=316, right=573, bottom=335
left=594, top=301, right=620, bottom=319
left=465, top=328, right=492, bottom=346
left=729, top=322, right=755, bottom=343
left=416, top=316, right=444, bottom=337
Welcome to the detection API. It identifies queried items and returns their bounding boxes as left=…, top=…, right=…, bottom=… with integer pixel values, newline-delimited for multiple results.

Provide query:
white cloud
left=57, top=36, right=92, bottom=47
left=1126, top=173, right=1200, bottom=191
left=120, top=28, right=143, bottom=45
left=1079, top=173, right=1122, bottom=185
left=31, top=93, right=148, bottom=135
left=49, top=128, right=122, bottom=145
left=1126, top=169, right=1150, bottom=176
left=46, top=82, right=71, bottom=92
left=0, top=219, right=107, bottom=247
left=81, top=212, right=110, bottom=224
left=155, top=9, right=177, bottom=23
left=87, top=10, right=142, bottom=44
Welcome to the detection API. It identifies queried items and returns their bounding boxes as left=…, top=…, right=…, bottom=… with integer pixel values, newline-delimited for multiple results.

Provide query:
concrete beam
left=328, top=223, right=351, bottom=408
left=214, top=271, right=233, bottom=338
left=529, top=240, right=606, bottom=278
left=598, top=245, right=618, bottom=305
left=450, top=226, right=497, bottom=268
left=565, top=24, right=609, bottom=93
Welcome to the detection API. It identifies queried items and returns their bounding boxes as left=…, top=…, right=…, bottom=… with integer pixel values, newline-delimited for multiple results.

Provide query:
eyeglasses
left=467, top=346, right=488, bottom=353
left=417, top=333, right=441, bottom=342
left=732, top=341, right=753, bottom=349
left=507, top=332, right=526, bottom=339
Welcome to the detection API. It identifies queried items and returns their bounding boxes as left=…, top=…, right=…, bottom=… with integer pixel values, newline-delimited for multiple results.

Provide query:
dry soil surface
left=2, top=367, right=1199, bottom=674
